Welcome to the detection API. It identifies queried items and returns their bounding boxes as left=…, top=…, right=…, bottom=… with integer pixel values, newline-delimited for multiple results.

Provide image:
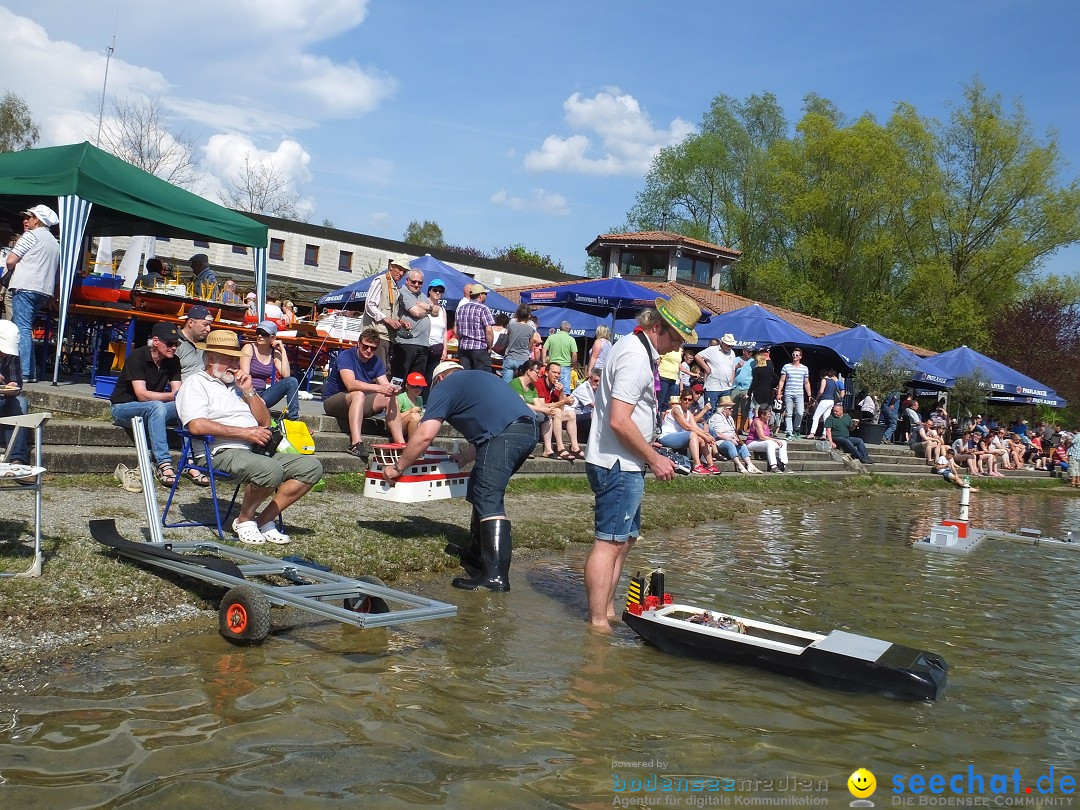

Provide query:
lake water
left=2, top=493, right=1079, bottom=808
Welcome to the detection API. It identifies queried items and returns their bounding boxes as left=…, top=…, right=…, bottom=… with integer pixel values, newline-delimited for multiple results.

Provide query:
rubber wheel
left=344, top=574, right=391, bottom=614
left=219, top=585, right=271, bottom=645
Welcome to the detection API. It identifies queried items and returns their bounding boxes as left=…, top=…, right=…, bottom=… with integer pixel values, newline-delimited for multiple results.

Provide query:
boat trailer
left=92, top=416, right=456, bottom=645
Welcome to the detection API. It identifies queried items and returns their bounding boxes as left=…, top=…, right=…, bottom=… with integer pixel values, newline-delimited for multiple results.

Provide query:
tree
left=0, top=90, right=41, bottom=152
left=494, top=243, right=564, bottom=273
left=403, top=220, right=445, bottom=249
left=219, top=155, right=303, bottom=219
left=949, top=370, right=991, bottom=420
left=853, top=349, right=916, bottom=414
left=95, top=96, right=198, bottom=188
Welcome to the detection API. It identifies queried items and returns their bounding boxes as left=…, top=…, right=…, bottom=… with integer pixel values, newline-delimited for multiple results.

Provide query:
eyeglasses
left=359, top=343, right=379, bottom=352
left=664, top=325, right=685, bottom=345
left=406, top=279, right=423, bottom=286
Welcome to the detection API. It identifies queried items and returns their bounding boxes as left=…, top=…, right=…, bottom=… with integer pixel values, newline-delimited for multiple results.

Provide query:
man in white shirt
left=694, top=333, right=738, bottom=412
left=6, top=205, right=60, bottom=381
left=584, top=291, right=700, bottom=633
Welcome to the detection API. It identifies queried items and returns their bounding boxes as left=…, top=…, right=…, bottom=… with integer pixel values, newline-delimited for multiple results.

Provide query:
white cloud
left=201, top=134, right=314, bottom=217
left=525, top=88, right=696, bottom=176
left=491, top=188, right=569, bottom=216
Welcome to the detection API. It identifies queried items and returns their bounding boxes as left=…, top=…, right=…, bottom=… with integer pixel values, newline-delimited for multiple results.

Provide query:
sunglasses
left=160, top=340, right=178, bottom=348
left=429, top=287, right=445, bottom=292
left=256, top=330, right=273, bottom=337
left=359, top=343, right=379, bottom=352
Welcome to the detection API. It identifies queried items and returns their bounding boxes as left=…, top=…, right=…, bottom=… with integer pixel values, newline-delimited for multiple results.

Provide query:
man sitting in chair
left=176, top=330, right=323, bottom=546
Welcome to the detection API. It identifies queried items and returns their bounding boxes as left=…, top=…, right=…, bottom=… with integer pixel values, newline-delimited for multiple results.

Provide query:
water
left=2, top=493, right=1080, bottom=808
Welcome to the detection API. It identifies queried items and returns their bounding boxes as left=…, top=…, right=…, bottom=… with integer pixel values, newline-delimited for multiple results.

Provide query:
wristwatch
left=242, top=389, right=258, bottom=399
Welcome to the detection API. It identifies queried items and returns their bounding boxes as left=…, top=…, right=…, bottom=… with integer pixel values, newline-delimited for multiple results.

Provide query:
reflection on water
left=2, top=494, right=1080, bottom=807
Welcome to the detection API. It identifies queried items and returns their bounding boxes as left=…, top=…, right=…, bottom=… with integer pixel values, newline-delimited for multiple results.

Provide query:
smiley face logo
left=848, top=768, right=877, bottom=798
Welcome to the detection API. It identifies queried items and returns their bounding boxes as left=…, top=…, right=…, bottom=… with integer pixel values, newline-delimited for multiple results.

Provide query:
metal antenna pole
left=95, top=37, right=115, bottom=146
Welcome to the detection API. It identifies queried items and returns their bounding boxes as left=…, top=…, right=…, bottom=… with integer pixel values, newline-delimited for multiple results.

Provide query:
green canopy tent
left=0, top=141, right=269, bottom=383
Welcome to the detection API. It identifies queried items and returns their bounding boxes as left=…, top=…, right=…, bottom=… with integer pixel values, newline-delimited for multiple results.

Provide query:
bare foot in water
left=587, top=619, right=614, bottom=635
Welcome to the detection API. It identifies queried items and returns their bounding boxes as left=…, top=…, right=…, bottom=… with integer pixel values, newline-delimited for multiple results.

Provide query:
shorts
left=323, top=391, right=380, bottom=419
left=214, top=448, right=324, bottom=488
left=586, top=459, right=645, bottom=544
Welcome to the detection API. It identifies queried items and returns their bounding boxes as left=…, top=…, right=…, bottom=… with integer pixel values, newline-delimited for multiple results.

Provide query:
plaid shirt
left=455, top=300, right=494, bottom=350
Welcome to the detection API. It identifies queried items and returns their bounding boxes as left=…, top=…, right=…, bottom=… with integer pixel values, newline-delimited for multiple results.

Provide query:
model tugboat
left=622, top=570, right=948, bottom=702
left=363, top=443, right=469, bottom=503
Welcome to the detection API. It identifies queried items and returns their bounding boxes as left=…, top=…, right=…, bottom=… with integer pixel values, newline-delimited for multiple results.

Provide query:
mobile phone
left=391, top=377, right=403, bottom=389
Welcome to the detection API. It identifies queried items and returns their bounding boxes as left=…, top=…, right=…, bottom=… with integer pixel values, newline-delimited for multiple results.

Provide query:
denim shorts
left=586, top=459, right=645, bottom=543
left=468, top=417, right=539, bottom=519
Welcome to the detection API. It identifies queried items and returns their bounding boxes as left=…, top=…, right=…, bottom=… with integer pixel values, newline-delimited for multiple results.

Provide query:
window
left=338, top=250, right=353, bottom=272
left=304, top=244, right=319, bottom=267
left=155, top=236, right=170, bottom=242
left=620, top=250, right=667, bottom=278
left=232, top=245, right=248, bottom=255
left=269, top=238, right=285, bottom=260
left=193, top=239, right=209, bottom=248
left=677, top=255, right=713, bottom=285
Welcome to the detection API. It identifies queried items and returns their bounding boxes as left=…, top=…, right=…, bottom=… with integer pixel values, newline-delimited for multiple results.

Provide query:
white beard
left=211, top=368, right=235, bottom=385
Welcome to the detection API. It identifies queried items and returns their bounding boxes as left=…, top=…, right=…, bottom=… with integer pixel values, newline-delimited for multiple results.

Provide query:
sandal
left=542, top=452, right=557, bottom=460
left=570, top=448, right=585, bottom=459
left=155, top=462, right=177, bottom=487
left=187, top=469, right=211, bottom=487
left=558, top=450, right=575, bottom=461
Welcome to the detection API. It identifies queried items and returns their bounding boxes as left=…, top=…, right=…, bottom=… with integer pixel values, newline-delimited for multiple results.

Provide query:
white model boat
left=364, top=443, right=469, bottom=503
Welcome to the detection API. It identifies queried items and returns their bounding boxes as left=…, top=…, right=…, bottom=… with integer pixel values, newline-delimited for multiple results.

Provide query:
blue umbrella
left=532, top=306, right=610, bottom=338
left=520, top=277, right=665, bottom=313
left=817, top=324, right=929, bottom=374
left=693, top=303, right=816, bottom=349
left=917, top=346, right=1067, bottom=407
left=317, top=254, right=517, bottom=315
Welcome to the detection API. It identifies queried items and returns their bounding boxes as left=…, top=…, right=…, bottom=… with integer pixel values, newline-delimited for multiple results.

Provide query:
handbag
left=281, top=418, right=315, bottom=454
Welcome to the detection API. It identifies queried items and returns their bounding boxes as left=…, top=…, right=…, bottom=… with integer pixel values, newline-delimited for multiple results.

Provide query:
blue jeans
left=716, top=440, right=750, bottom=461
left=657, top=377, right=680, bottom=424
left=704, top=389, right=732, bottom=411
left=468, top=417, right=538, bottom=519
left=0, top=394, right=29, bottom=462
left=882, top=409, right=899, bottom=442
left=111, top=400, right=179, bottom=466
left=560, top=366, right=572, bottom=395
left=260, top=376, right=300, bottom=419
left=835, top=436, right=870, bottom=462
left=784, top=391, right=805, bottom=435
left=586, top=459, right=646, bottom=543
left=11, top=289, right=50, bottom=380
left=501, top=357, right=524, bottom=383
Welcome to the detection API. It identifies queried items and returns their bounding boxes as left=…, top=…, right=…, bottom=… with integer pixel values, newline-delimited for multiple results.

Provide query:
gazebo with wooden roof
left=585, top=230, right=742, bottom=289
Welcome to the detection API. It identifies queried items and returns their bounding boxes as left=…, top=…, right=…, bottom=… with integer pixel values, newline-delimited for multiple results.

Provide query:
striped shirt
left=780, top=363, right=809, bottom=395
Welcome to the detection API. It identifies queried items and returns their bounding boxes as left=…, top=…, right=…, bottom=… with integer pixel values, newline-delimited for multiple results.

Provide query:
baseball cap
left=152, top=322, right=180, bottom=342
left=20, top=204, right=59, bottom=228
left=255, top=320, right=278, bottom=336
left=470, top=283, right=488, bottom=296
left=405, top=372, right=427, bottom=387
left=184, top=305, right=213, bottom=321
left=427, top=277, right=445, bottom=290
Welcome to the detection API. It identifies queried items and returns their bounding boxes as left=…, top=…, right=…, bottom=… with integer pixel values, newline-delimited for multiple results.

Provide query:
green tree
left=403, top=219, right=445, bottom=249
left=629, top=93, right=787, bottom=295
left=495, top=243, right=564, bottom=273
left=0, top=90, right=41, bottom=152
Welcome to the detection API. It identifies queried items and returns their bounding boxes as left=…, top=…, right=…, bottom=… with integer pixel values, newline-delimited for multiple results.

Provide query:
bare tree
left=0, top=90, right=41, bottom=152
left=95, top=96, right=199, bottom=188
left=219, top=155, right=302, bottom=219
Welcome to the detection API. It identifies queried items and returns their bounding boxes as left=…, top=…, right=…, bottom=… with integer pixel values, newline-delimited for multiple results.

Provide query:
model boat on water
left=622, top=571, right=948, bottom=702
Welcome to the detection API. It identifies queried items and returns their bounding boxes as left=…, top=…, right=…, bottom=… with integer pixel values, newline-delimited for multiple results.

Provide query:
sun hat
left=198, top=329, right=243, bottom=357
left=405, top=372, right=427, bottom=387
left=654, top=291, right=700, bottom=343
left=20, top=204, right=59, bottom=228
left=720, top=333, right=736, bottom=346
left=389, top=255, right=411, bottom=271
left=151, top=322, right=180, bottom=342
left=255, top=320, right=278, bottom=336
left=669, top=395, right=682, bottom=404
left=432, top=360, right=463, bottom=379
left=184, top=304, right=213, bottom=321
left=716, top=395, right=737, bottom=408
left=470, top=283, right=488, bottom=296
left=0, top=320, right=19, bottom=355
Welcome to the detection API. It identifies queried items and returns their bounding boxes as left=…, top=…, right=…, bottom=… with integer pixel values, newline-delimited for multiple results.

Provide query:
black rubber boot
left=452, top=519, right=511, bottom=592
left=444, top=507, right=482, bottom=569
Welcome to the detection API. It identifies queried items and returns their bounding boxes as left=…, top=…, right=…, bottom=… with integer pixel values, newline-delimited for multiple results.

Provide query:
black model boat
left=622, top=571, right=947, bottom=702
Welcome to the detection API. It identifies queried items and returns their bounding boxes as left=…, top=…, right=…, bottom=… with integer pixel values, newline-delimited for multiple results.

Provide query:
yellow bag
left=282, top=419, right=316, bottom=454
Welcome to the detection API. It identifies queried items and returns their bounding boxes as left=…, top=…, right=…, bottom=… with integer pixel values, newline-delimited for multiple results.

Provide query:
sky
left=3, top=0, right=1080, bottom=279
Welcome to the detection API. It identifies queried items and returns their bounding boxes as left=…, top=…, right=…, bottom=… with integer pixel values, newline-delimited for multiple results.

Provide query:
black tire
left=344, top=574, right=391, bottom=614
left=219, top=585, right=271, bottom=645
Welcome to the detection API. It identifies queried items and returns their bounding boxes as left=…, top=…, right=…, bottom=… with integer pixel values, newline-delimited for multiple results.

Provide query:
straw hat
left=197, top=330, right=243, bottom=357
left=654, top=291, right=700, bottom=343
left=716, top=395, right=736, bottom=408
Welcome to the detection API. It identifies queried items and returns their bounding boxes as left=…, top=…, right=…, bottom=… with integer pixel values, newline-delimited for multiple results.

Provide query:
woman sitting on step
left=746, top=404, right=789, bottom=473
left=239, top=320, right=300, bottom=420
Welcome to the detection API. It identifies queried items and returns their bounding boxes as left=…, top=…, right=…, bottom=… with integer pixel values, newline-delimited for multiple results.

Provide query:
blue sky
left=4, top=1, right=1080, bottom=279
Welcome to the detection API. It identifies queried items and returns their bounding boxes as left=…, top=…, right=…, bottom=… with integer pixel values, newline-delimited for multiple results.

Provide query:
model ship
left=364, top=443, right=469, bottom=502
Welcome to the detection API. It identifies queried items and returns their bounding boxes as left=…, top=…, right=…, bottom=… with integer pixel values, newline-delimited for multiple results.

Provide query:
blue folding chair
left=162, top=430, right=242, bottom=539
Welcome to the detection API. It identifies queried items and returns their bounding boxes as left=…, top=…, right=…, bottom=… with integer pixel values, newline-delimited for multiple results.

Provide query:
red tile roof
left=586, top=230, right=742, bottom=259
left=498, top=278, right=934, bottom=356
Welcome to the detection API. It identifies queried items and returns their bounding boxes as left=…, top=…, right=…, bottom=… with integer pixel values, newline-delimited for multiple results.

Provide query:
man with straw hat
left=583, top=291, right=701, bottom=632
left=176, top=330, right=323, bottom=545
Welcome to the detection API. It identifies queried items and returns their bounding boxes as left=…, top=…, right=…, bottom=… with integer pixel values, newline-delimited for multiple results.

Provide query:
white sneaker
left=232, top=519, right=265, bottom=545
left=259, top=523, right=291, bottom=544
left=114, top=463, right=143, bottom=493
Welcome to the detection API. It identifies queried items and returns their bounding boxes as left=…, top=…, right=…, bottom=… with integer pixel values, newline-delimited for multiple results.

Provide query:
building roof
left=499, top=278, right=934, bottom=356
left=585, top=230, right=742, bottom=261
